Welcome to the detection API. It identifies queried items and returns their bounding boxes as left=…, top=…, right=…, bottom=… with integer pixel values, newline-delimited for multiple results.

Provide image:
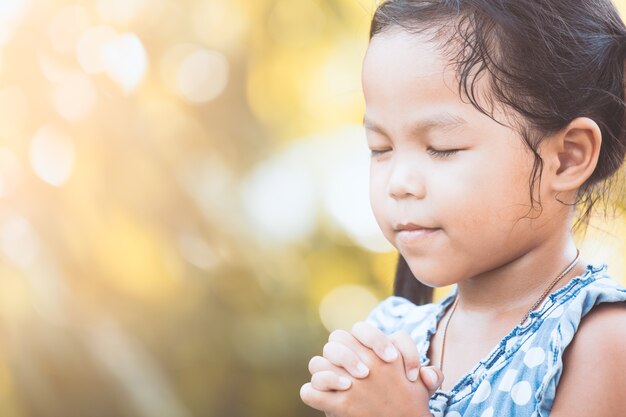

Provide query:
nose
left=388, top=156, right=426, bottom=200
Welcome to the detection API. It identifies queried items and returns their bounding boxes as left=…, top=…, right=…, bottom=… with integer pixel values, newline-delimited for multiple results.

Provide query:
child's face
left=362, top=30, right=565, bottom=286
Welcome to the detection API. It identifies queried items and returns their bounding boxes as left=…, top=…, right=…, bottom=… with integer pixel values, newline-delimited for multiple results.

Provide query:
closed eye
left=370, top=149, right=391, bottom=157
left=427, top=148, right=461, bottom=158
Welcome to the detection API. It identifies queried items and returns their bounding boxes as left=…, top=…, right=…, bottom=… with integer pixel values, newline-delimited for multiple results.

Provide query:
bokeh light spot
left=29, top=125, right=75, bottom=186
left=77, top=25, right=117, bottom=74
left=0, top=0, right=28, bottom=46
left=176, top=49, right=229, bottom=104
left=578, top=215, right=626, bottom=283
left=241, top=142, right=318, bottom=245
left=101, top=33, right=148, bottom=93
left=320, top=126, right=392, bottom=252
left=319, top=285, right=379, bottom=331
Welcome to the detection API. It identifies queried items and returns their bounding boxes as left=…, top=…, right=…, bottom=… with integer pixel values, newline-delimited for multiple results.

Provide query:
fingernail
left=338, top=376, right=352, bottom=389
left=382, top=346, right=398, bottom=361
left=355, top=362, right=369, bottom=377
left=423, top=367, right=439, bottom=386
left=407, top=368, right=419, bottom=382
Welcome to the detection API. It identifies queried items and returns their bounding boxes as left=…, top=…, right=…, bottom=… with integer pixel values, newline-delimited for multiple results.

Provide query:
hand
left=301, top=322, right=444, bottom=417
left=301, top=336, right=442, bottom=417
left=315, top=321, right=443, bottom=388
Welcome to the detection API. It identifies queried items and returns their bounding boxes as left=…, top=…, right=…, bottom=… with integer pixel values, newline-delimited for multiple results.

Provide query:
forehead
left=363, top=30, right=446, bottom=76
left=362, top=30, right=464, bottom=115
left=361, top=29, right=514, bottom=130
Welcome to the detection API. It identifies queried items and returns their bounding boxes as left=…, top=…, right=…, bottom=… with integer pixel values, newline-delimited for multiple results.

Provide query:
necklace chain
left=438, top=249, right=581, bottom=372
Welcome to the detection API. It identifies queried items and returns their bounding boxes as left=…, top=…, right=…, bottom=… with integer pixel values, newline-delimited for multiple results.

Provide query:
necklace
left=438, top=249, right=581, bottom=372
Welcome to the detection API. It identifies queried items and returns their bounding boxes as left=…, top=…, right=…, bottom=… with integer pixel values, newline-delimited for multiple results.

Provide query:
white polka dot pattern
left=498, top=369, right=519, bottom=392
left=511, top=381, right=532, bottom=405
left=364, top=267, right=626, bottom=417
left=470, top=380, right=491, bottom=404
left=524, top=347, right=546, bottom=368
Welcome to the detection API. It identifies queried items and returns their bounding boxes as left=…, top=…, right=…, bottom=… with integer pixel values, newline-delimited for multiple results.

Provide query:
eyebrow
left=363, top=112, right=467, bottom=136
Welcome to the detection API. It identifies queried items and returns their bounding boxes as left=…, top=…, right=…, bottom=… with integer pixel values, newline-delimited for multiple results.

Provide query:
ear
left=544, top=117, right=602, bottom=193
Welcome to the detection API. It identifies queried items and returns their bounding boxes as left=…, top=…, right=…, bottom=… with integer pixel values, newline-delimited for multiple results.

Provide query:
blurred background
left=0, top=0, right=624, bottom=416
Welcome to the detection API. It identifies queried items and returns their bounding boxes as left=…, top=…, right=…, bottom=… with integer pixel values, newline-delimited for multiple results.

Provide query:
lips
left=394, top=222, right=440, bottom=245
left=394, top=222, right=437, bottom=232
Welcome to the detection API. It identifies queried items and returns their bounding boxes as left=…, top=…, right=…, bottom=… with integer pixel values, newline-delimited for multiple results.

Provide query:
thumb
left=419, top=366, right=444, bottom=394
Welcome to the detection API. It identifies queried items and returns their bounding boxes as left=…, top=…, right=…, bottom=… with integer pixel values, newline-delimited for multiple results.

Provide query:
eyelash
left=427, top=148, right=460, bottom=158
left=370, top=149, right=389, bottom=157
left=369, top=148, right=461, bottom=158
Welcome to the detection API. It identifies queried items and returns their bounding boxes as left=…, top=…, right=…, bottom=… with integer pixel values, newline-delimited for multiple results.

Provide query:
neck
left=453, top=233, right=585, bottom=318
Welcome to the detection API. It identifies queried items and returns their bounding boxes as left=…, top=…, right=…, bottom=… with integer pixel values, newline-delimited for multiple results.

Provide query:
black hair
left=369, top=0, right=626, bottom=305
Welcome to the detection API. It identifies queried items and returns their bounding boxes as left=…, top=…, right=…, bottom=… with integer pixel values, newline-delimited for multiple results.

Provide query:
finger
left=323, top=341, right=370, bottom=378
left=308, top=356, right=329, bottom=374
left=328, top=329, right=363, bottom=352
left=351, top=321, right=398, bottom=362
left=308, top=356, right=352, bottom=378
left=419, top=366, right=444, bottom=394
left=389, top=330, right=421, bottom=382
left=300, top=382, right=338, bottom=413
left=328, top=328, right=375, bottom=364
left=311, top=371, right=352, bottom=391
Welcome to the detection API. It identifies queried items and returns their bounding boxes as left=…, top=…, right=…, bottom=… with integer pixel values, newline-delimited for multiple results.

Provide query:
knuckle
left=323, top=342, right=346, bottom=364
left=407, top=355, right=421, bottom=367
left=299, top=383, right=312, bottom=403
left=310, top=372, right=324, bottom=389
left=370, top=334, right=392, bottom=354
left=351, top=321, right=368, bottom=334
left=328, top=328, right=350, bottom=342
left=308, top=355, right=324, bottom=373
left=373, top=337, right=389, bottom=351
left=346, top=355, right=361, bottom=370
left=333, top=347, right=356, bottom=367
left=322, top=342, right=334, bottom=357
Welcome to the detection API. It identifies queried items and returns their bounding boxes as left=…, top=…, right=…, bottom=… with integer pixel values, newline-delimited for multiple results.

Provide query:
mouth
left=394, top=223, right=441, bottom=245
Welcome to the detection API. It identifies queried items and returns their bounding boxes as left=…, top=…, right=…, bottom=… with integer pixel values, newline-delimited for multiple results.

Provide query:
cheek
left=369, top=167, right=393, bottom=233
left=444, top=150, right=535, bottom=228
left=369, top=168, right=384, bottom=215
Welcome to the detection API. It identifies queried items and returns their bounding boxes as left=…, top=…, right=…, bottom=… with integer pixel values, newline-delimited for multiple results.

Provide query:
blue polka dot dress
left=365, top=264, right=626, bottom=417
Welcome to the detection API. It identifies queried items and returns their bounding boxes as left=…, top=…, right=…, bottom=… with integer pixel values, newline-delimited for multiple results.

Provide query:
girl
left=300, top=0, right=626, bottom=416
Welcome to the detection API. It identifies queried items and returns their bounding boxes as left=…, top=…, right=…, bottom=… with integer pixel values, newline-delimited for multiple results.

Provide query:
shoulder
left=565, top=302, right=626, bottom=360
left=550, top=302, right=626, bottom=416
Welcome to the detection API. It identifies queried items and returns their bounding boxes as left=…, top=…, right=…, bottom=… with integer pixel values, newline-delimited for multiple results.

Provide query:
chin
left=404, top=258, right=461, bottom=288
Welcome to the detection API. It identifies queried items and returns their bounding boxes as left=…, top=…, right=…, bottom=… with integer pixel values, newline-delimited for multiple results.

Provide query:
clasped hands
left=300, top=321, right=444, bottom=417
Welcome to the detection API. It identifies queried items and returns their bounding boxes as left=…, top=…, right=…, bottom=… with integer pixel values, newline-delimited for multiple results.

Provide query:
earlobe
left=550, top=117, right=602, bottom=193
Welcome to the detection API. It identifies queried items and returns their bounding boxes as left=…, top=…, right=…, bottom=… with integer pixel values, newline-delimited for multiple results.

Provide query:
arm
left=550, top=303, right=626, bottom=416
